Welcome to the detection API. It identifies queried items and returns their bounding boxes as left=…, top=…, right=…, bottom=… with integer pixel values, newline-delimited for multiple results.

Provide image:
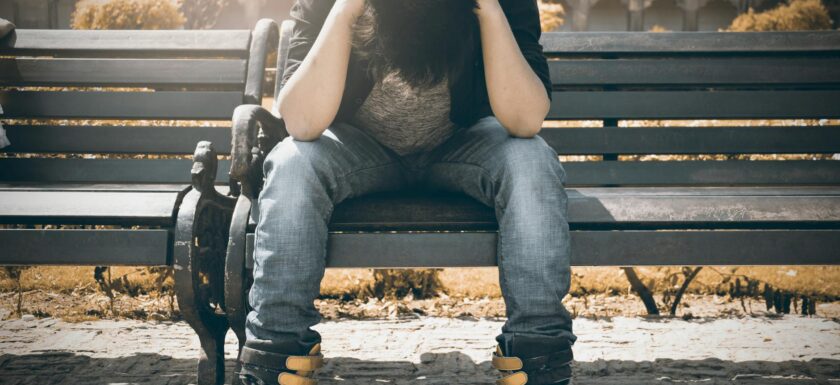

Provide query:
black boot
left=237, top=340, right=324, bottom=385
left=491, top=335, right=573, bottom=385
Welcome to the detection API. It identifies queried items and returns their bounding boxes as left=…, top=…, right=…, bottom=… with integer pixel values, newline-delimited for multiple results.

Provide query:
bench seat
left=245, top=187, right=840, bottom=232
left=0, top=183, right=188, bottom=226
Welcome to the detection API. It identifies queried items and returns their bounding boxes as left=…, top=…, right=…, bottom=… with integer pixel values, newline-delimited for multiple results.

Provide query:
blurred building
left=0, top=0, right=836, bottom=31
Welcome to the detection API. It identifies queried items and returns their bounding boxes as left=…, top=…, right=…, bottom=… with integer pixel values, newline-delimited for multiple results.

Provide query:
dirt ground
left=1, top=315, right=838, bottom=384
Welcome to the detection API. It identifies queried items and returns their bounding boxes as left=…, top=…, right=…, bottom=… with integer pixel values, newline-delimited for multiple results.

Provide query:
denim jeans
left=247, top=115, right=575, bottom=351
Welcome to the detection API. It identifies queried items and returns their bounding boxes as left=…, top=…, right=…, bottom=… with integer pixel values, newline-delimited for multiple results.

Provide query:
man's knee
left=496, top=136, right=566, bottom=186
left=262, top=136, right=340, bottom=188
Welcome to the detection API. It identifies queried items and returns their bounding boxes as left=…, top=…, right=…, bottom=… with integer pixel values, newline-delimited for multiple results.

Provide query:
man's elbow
left=499, top=101, right=549, bottom=138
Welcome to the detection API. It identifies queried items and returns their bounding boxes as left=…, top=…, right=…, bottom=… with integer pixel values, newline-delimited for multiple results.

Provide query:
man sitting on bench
left=237, top=1, right=575, bottom=384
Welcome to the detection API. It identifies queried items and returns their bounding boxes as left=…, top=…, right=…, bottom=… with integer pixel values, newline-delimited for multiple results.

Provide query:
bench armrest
left=230, top=104, right=288, bottom=198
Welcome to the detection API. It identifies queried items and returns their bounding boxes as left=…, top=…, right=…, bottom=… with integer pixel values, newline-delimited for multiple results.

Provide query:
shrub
left=72, top=0, right=186, bottom=30
left=539, top=0, right=565, bottom=32
left=726, top=0, right=833, bottom=31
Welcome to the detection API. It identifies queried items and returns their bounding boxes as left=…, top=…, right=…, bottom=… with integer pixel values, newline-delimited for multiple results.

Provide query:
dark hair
left=352, top=0, right=478, bottom=88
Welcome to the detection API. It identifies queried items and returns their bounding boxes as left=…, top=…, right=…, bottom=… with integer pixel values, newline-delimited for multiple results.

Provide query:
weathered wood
left=0, top=229, right=170, bottom=266
left=0, top=58, right=247, bottom=87
left=4, top=158, right=838, bottom=186
left=7, top=125, right=838, bottom=156
left=548, top=90, right=840, bottom=120
left=549, top=58, right=840, bottom=86
left=540, top=126, right=840, bottom=155
left=244, top=230, right=840, bottom=267
left=320, top=188, right=840, bottom=231
left=0, top=190, right=184, bottom=226
left=0, top=158, right=228, bottom=184
left=0, top=29, right=251, bottom=57
left=4, top=125, right=232, bottom=155
left=540, top=31, right=840, bottom=54
left=0, top=91, right=243, bottom=120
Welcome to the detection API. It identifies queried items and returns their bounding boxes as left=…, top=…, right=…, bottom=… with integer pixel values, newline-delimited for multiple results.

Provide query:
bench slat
left=549, top=58, right=840, bottom=86
left=541, top=126, right=840, bottom=155
left=0, top=229, right=170, bottom=266
left=8, top=125, right=839, bottom=156
left=541, top=31, right=840, bottom=54
left=243, top=230, right=840, bottom=267
left=4, top=125, right=232, bottom=155
left=0, top=91, right=243, bottom=120
left=0, top=58, right=247, bottom=87
left=0, top=29, right=251, bottom=58
left=322, top=188, right=840, bottom=231
left=2, top=158, right=838, bottom=185
left=0, top=190, right=185, bottom=226
left=549, top=90, right=840, bottom=119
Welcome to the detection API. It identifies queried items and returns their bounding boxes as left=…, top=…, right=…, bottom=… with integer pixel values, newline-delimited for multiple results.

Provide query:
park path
left=1, top=315, right=838, bottom=384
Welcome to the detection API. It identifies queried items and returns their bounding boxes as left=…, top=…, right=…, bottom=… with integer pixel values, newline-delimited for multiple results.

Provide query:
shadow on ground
left=1, top=352, right=837, bottom=385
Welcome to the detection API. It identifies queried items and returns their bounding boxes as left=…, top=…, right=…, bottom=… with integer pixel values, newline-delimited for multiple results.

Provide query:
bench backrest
left=0, top=23, right=277, bottom=185
left=536, top=31, right=840, bottom=187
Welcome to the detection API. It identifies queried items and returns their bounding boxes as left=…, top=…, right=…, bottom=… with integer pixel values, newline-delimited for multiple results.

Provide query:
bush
left=72, top=0, right=186, bottom=30
left=726, top=0, right=833, bottom=31
left=539, top=0, right=565, bottom=32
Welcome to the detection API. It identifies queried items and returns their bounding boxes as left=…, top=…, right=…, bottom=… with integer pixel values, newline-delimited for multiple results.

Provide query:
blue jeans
left=247, top=116, right=575, bottom=350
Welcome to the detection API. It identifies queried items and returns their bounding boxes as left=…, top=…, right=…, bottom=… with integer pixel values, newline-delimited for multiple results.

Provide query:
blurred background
left=1, top=0, right=837, bottom=32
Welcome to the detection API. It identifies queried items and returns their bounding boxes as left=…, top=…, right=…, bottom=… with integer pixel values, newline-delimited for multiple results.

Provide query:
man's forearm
left=277, top=1, right=361, bottom=141
left=476, top=1, right=551, bottom=138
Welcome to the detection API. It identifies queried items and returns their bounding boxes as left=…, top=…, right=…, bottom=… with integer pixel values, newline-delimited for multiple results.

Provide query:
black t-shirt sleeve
left=279, top=0, right=336, bottom=91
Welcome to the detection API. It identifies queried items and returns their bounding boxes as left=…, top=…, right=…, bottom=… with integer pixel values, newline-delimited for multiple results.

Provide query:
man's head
left=352, top=0, right=479, bottom=88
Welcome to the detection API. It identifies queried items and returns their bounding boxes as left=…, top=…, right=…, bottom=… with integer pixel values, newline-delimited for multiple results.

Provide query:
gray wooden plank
left=2, top=158, right=838, bottom=186
left=0, top=229, right=170, bottom=266
left=539, top=126, right=840, bottom=155
left=0, top=58, right=247, bottom=87
left=9, top=124, right=838, bottom=156
left=244, top=230, right=840, bottom=267
left=4, top=125, right=231, bottom=154
left=0, top=158, right=228, bottom=184
left=0, top=190, right=182, bottom=226
left=323, top=188, right=840, bottom=231
left=548, top=90, right=840, bottom=120
left=566, top=160, right=840, bottom=186
left=549, top=58, right=840, bottom=86
left=0, top=91, right=243, bottom=120
left=0, top=183, right=190, bottom=192
left=540, top=31, right=840, bottom=54
left=0, top=29, right=251, bottom=57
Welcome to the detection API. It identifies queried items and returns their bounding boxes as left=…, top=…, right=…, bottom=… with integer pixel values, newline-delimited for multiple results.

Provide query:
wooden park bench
left=218, top=20, right=840, bottom=383
left=0, top=20, right=279, bottom=384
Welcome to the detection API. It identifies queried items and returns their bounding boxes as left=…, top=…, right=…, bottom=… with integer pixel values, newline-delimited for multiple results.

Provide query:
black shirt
left=279, top=0, right=552, bottom=129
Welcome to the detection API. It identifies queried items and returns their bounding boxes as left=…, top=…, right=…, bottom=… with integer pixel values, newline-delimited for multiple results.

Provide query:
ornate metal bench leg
left=175, top=141, right=236, bottom=385
left=225, top=194, right=252, bottom=383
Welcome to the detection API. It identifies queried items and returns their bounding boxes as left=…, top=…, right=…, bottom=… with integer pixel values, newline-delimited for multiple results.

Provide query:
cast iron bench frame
left=0, top=19, right=280, bottom=385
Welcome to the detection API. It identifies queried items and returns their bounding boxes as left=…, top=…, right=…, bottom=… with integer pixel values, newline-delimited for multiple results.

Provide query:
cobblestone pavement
left=1, top=316, right=838, bottom=384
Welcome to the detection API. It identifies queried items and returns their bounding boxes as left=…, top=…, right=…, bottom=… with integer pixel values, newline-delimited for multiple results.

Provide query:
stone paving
left=1, top=315, right=838, bottom=384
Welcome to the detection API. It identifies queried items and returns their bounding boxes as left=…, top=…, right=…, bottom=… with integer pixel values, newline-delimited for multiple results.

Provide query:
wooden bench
left=218, top=20, right=840, bottom=384
left=0, top=20, right=279, bottom=385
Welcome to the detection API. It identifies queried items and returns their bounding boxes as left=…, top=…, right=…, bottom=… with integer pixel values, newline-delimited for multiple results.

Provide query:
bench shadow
left=1, top=352, right=837, bottom=385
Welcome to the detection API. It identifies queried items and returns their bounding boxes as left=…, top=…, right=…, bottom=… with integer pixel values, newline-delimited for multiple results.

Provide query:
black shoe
left=491, top=335, right=573, bottom=385
left=237, top=341, right=324, bottom=385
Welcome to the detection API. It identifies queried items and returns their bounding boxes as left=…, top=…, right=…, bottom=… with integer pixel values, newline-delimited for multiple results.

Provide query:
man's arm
left=277, top=0, right=363, bottom=141
left=476, top=0, right=552, bottom=138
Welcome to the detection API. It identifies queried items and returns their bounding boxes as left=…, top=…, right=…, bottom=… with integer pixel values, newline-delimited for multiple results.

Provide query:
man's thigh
left=422, top=116, right=564, bottom=204
left=261, top=121, right=409, bottom=204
